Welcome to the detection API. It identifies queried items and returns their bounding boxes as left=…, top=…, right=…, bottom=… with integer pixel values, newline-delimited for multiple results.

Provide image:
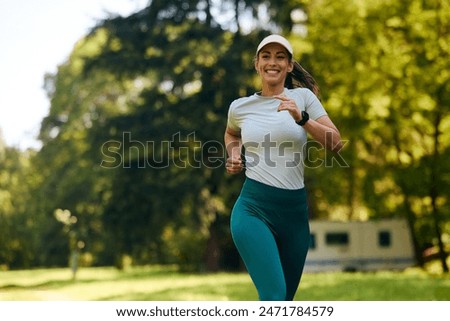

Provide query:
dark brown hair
left=285, top=60, right=320, bottom=98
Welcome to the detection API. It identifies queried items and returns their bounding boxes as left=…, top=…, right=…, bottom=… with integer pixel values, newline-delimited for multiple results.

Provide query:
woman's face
left=255, top=43, right=293, bottom=87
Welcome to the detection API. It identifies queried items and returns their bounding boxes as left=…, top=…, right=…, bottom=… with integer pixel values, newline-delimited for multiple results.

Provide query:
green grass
left=0, top=265, right=449, bottom=301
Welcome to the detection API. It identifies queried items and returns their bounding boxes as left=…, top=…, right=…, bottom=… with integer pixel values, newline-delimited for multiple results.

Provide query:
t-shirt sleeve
left=226, top=100, right=240, bottom=131
left=303, top=89, right=328, bottom=120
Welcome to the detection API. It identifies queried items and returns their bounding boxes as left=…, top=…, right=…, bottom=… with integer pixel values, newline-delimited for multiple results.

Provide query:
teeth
left=266, top=70, right=278, bottom=74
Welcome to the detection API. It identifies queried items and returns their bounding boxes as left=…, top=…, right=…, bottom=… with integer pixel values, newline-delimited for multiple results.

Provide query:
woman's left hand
left=274, top=95, right=301, bottom=122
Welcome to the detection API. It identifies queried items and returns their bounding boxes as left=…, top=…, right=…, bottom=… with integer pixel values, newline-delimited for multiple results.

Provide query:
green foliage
left=0, top=145, right=44, bottom=269
left=305, top=0, right=449, bottom=270
left=0, top=0, right=448, bottom=272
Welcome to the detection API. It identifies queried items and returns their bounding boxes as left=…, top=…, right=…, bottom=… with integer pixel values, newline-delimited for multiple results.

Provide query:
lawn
left=0, top=264, right=449, bottom=301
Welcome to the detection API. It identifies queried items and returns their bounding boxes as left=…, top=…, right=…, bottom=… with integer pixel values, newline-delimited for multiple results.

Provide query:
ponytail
left=285, top=61, right=320, bottom=98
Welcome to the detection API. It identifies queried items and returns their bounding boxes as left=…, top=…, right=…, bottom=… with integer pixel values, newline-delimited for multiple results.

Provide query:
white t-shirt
left=227, top=87, right=327, bottom=189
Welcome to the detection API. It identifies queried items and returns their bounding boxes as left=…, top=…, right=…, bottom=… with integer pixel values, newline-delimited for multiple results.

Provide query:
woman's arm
left=275, top=94, right=343, bottom=152
left=224, top=126, right=244, bottom=174
left=302, top=115, right=343, bottom=152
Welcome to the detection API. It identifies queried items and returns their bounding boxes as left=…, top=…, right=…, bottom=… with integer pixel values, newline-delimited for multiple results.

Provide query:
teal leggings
left=230, top=178, right=310, bottom=301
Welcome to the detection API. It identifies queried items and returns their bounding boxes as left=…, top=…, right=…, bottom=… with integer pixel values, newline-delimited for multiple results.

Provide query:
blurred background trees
left=1, top=0, right=448, bottom=272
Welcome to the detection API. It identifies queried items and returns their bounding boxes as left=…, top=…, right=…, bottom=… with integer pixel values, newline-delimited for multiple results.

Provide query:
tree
left=0, top=143, right=38, bottom=268
left=306, top=0, right=450, bottom=270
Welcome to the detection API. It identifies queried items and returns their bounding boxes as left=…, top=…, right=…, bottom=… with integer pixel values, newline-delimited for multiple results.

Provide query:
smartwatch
left=296, top=111, right=309, bottom=126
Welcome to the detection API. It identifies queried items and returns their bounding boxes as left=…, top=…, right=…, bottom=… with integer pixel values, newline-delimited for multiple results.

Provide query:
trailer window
left=309, top=233, right=316, bottom=249
left=378, top=231, right=391, bottom=247
left=325, top=232, right=349, bottom=246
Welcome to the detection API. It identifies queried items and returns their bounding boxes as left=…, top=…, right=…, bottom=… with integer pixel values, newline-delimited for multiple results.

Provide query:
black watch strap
left=296, top=111, right=309, bottom=126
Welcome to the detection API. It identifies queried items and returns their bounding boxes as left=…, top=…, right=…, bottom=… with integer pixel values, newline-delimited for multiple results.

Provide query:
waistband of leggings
left=240, top=177, right=306, bottom=203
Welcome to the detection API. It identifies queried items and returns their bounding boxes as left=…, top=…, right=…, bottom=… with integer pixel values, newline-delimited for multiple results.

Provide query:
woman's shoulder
left=229, top=94, right=258, bottom=109
left=287, top=88, right=319, bottom=105
left=287, top=87, right=314, bottom=97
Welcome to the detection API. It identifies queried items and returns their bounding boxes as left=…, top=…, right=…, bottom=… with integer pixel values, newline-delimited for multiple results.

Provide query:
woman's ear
left=254, top=59, right=259, bottom=73
left=288, top=61, right=294, bottom=73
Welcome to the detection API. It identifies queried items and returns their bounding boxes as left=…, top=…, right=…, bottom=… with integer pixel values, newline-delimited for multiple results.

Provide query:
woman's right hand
left=226, top=156, right=243, bottom=174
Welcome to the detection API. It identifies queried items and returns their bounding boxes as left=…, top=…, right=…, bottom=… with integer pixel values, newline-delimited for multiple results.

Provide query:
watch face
left=302, top=111, right=309, bottom=122
left=296, top=111, right=309, bottom=126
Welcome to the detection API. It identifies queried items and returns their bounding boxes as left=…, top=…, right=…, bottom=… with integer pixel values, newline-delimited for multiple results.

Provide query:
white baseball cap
left=256, top=34, right=293, bottom=56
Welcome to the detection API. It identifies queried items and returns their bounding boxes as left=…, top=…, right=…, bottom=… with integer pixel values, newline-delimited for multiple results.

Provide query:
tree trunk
left=204, top=222, right=221, bottom=272
left=234, top=0, right=241, bottom=34
left=430, top=106, right=448, bottom=273
left=205, top=0, right=213, bottom=27
left=346, top=140, right=356, bottom=220
left=431, top=200, right=448, bottom=273
left=392, top=121, right=423, bottom=267
left=403, top=194, right=424, bottom=267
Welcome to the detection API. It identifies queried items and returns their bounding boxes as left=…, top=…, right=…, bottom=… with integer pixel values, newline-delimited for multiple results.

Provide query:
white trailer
left=304, top=219, right=415, bottom=272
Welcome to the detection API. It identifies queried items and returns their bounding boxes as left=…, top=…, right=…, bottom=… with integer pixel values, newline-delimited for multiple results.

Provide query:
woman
left=224, top=34, right=342, bottom=301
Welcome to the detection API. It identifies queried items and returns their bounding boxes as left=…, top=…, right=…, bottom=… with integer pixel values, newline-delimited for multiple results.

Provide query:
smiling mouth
left=265, top=70, right=280, bottom=74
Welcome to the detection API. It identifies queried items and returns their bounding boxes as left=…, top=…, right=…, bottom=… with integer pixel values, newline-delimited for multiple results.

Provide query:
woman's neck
left=260, top=84, right=285, bottom=97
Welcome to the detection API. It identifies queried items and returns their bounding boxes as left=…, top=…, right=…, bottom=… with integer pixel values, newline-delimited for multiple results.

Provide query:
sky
left=0, top=0, right=149, bottom=150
